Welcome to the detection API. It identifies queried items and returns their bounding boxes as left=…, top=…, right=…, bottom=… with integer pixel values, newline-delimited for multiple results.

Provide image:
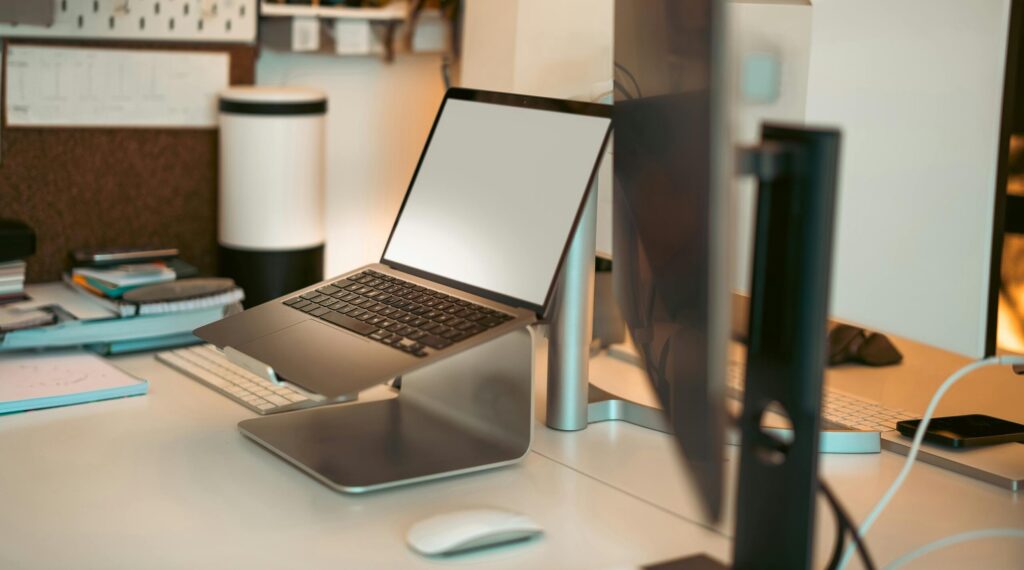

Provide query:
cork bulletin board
left=0, top=39, right=256, bottom=283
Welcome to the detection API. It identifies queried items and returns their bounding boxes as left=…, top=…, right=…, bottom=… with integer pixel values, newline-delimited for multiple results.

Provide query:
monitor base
left=587, top=383, right=669, bottom=433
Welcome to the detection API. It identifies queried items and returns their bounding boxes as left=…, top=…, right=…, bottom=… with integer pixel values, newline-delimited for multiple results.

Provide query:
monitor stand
left=545, top=180, right=669, bottom=433
left=236, top=326, right=537, bottom=493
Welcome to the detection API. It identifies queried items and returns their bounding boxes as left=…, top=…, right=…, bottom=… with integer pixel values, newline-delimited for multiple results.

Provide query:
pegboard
left=0, top=0, right=257, bottom=43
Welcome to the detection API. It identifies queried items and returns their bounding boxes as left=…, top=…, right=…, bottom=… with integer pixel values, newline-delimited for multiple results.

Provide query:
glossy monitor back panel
left=612, top=0, right=731, bottom=522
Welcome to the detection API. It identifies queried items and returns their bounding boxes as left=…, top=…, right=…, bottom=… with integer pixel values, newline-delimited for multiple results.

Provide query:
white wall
left=256, top=50, right=446, bottom=276
left=805, top=0, right=1012, bottom=357
left=729, top=2, right=814, bottom=292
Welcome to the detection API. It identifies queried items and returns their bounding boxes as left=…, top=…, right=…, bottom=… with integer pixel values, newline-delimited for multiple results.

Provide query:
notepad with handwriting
left=0, top=351, right=148, bottom=414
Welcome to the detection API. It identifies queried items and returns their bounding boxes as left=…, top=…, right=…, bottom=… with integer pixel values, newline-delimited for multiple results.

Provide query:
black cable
left=823, top=491, right=847, bottom=570
left=614, top=62, right=643, bottom=98
left=819, top=478, right=877, bottom=570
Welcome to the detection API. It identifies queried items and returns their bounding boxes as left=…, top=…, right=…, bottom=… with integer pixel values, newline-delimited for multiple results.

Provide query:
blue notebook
left=0, top=351, right=148, bottom=414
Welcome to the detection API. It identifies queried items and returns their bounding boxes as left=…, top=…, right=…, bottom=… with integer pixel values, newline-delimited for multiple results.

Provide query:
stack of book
left=71, top=263, right=176, bottom=299
left=0, top=260, right=27, bottom=304
left=0, top=254, right=244, bottom=354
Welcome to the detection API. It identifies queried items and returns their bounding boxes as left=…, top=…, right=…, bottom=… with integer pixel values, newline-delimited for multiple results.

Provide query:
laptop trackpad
left=237, top=319, right=412, bottom=399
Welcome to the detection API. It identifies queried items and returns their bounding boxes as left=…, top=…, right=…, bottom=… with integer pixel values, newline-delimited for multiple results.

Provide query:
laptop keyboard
left=283, top=269, right=514, bottom=357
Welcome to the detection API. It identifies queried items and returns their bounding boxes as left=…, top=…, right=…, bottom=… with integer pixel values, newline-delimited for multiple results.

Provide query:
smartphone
left=896, top=414, right=1024, bottom=448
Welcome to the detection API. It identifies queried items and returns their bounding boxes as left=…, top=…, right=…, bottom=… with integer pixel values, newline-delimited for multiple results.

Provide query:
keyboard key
left=291, top=299, right=312, bottom=310
left=284, top=297, right=303, bottom=306
left=301, top=291, right=319, bottom=300
left=322, top=311, right=377, bottom=335
left=310, top=307, right=330, bottom=317
left=419, top=334, right=452, bottom=350
left=479, top=317, right=501, bottom=328
left=300, top=303, right=319, bottom=313
left=317, top=285, right=340, bottom=295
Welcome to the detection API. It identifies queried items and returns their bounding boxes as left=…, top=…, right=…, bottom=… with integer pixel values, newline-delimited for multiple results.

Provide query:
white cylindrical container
left=218, top=86, right=327, bottom=307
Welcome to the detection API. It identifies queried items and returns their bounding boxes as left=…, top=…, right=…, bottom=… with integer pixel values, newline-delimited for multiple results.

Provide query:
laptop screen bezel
left=379, top=87, right=613, bottom=316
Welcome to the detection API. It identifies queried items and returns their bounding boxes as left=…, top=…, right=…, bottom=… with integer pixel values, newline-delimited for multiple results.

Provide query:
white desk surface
left=0, top=333, right=1021, bottom=569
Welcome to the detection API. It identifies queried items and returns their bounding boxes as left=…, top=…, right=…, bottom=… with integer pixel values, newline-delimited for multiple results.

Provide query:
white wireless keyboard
left=727, top=363, right=913, bottom=433
left=157, top=344, right=326, bottom=415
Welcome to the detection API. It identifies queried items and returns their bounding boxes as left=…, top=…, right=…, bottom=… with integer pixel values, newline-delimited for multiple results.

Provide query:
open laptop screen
left=382, top=91, right=611, bottom=312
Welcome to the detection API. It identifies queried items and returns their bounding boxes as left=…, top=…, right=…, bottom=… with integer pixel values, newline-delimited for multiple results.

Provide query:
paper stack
left=0, top=260, right=27, bottom=304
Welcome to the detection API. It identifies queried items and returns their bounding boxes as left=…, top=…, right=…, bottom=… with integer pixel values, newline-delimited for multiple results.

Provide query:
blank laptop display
left=383, top=97, right=611, bottom=310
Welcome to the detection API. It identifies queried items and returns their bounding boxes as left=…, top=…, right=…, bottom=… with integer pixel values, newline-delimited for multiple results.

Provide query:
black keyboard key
left=317, top=285, right=340, bottom=295
left=348, top=308, right=367, bottom=318
left=367, top=316, right=385, bottom=326
left=435, top=314, right=452, bottom=324
left=479, top=317, right=501, bottom=328
left=310, top=307, right=330, bottom=317
left=396, top=326, right=416, bottom=337
left=301, top=291, right=319, bottom=300
left=379, top=308, right=397, bottom=317
left=463, top=324, right=484, bottom=336
left=419, top=334, right=452, bottom=350
left=324, top=301, right=344, bottom=310
left=455, top=321, right=476, bottom=331
left=441, top=329, right=461, bottom=339
left=455, top=309, right=474, bottom=318
left=386, top=323, right=404, bottom=333
left=355, top=312, right=375, bottom=321
left=368, top=329, right=388, bottom=341
left=284, top=297, right=303, bottom=306
left=300, top=303, right=319, bottom=313
left=340, top=292, right=359, bottom=301
left=291, top=299, right=312, bottom=310
left=407, top=330, right=427, bottom=340
left=371, top=303, right=388, bottom=312
left=322, top=312, right=377, bottom=335
left=448, top=318, right=467, bottom=327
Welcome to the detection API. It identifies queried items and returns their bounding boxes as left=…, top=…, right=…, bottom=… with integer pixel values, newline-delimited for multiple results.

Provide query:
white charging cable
left=837, top=354, right=1024, bottom=570
left=883, top=528, right=1024, bottom=569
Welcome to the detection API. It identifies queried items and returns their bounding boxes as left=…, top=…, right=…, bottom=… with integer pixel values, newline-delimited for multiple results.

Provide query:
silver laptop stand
left=237, top=327, right=538, bottom=493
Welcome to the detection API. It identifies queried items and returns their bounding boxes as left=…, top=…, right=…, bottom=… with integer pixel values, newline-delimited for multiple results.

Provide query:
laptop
left=196, top=88, right=612, bottom=399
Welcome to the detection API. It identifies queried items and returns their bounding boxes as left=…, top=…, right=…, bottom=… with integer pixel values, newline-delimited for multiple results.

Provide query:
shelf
left=260, top=1, right=409, bottom=21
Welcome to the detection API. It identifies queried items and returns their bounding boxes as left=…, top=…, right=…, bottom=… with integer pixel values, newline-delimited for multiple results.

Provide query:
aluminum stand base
left=238, top=327, right=537, bottom=493
left=587, top=384, right=669, bottom=433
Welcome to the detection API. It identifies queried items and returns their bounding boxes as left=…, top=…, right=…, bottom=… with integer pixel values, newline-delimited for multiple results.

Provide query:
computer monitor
left=612, top=0, right=731, bottom=523
left=613, top=2, right=842, bottom=569
left=789, top=0, right=1017, bottom=359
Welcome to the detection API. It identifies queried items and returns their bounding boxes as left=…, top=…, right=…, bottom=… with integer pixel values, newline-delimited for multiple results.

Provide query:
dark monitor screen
left=613, top=0, right=730, bottom=522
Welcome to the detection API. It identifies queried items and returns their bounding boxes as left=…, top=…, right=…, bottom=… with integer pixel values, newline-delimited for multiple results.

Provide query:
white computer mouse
left=405, top=508, right=543, bottom=557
